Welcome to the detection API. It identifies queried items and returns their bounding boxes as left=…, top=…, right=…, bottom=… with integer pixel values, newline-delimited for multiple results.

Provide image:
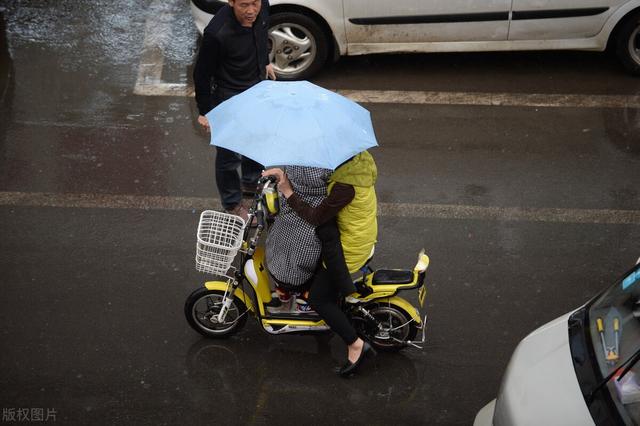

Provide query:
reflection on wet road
left=184, top=337, right=423, bottom=423
left=1, top=0, right=639, bottom=424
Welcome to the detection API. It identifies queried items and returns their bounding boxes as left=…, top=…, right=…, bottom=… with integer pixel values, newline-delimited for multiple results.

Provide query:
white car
left=474, top=260, right=640, bottom=426
left=190, top=0, right=640, bottom=79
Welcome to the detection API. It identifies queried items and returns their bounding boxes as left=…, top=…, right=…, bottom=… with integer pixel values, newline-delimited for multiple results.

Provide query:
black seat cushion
left=372, top=269, right=413, bottom=285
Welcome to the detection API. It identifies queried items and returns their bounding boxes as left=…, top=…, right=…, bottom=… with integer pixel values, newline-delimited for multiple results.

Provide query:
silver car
left=190, top=0, right=640, bottom=79
left=475, top=260, right=640, bottom=426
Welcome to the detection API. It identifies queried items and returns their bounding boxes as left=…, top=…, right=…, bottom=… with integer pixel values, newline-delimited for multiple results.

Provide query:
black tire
left=615, top=10, right=640, bottom=76
left=184, top=288, right=248, bottom=338
left=269, top=12, right=328, bottom=80
left=352, top=303, right=419, bottom=353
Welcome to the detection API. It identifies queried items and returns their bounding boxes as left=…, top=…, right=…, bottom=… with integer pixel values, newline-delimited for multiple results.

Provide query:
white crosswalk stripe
left=133, top=81, right=640, bottom=109
left=2, top=191, right=639, bottom=225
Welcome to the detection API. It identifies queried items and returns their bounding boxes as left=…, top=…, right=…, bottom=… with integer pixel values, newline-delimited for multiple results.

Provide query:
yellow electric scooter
left=184, top=178, right=429, bottom=351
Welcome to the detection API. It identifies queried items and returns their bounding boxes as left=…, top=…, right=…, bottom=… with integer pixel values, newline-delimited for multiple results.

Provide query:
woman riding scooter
left=265, top=166, right=331, bottom=311
left=186, top=159, right=429, bottom=354
left=263, top=150, right=378, bottom=376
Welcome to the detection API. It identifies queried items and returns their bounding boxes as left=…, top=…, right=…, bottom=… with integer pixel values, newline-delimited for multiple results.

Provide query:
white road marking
left=337, top=90, right=640, bottom=109
left=133, top=0, right=190, bottom=97
left=2, top=191, right=639, bottom=225
left=135, top=83, right=192, bottom=97
left=134, top=80, right=640, bottom=109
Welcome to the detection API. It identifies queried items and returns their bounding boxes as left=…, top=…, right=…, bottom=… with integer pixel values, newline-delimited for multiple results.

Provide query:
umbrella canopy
left=205, top=80, right=378, bottom=169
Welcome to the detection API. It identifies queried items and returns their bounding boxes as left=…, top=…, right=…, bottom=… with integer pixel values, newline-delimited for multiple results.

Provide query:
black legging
left=308, top=220, right=358, bottom=345
left=308, top=268, right=358, bottom=345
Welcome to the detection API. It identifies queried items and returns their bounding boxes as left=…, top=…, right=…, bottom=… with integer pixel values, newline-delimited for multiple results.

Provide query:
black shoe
left=337, top=341, right=376, bottom=377
left=265, top=297, right=283, bottom=308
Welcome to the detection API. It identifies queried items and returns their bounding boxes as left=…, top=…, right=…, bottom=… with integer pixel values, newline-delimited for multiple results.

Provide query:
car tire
left=269, top=12, right=328, bottom=80
left=615, top=10, right=640, bottom=76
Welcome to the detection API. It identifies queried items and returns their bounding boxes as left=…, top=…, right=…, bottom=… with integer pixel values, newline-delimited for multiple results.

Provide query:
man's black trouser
left=308, top=220, right=358, bottom=345
left=215, top=147, right=263, bottom=209
left=212, top=86, right=263, bottom=210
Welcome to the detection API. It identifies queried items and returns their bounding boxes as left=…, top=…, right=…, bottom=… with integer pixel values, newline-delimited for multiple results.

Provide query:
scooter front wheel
left=185, top=288, right=248, bottom=338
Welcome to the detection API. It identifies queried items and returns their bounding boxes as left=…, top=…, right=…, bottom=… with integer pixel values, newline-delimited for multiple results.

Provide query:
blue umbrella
left=205, top=80, right=378, bottom=169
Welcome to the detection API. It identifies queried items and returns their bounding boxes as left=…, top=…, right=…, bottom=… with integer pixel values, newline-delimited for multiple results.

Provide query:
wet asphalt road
left=1, top=1, right=640, bottom=425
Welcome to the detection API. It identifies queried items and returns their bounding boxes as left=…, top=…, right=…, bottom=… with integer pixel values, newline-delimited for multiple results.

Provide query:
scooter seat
left=372, top=269, right=413, bottom=285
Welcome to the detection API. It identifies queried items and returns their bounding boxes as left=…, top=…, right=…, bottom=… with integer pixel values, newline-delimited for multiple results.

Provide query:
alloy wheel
left=269, top=23, right=317, bottom=78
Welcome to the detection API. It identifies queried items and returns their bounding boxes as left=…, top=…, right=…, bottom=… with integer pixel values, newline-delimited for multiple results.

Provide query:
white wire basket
left=195, top=210, right=246, bottom=275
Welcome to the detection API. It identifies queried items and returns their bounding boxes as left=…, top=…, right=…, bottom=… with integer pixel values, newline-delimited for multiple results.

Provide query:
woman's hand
left=262, top=168, right=293, bottom=198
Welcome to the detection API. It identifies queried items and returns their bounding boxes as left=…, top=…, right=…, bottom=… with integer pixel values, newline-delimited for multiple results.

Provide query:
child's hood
left=330, top=151, right=377, bottom=188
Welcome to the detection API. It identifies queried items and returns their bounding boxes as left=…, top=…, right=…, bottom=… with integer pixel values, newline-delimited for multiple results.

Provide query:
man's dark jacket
left=193, top=0, right=270, bottom=116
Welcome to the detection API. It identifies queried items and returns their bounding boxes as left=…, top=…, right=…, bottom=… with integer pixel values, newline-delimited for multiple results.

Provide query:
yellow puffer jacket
left=328, top=151, right=378, bottom=273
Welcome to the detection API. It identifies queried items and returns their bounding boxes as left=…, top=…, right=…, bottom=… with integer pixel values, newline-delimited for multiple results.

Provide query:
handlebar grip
left=614, top=317, right=619, bottom=331
left=596, top=318, right=604, bottom=332
left=258, top=175, right=277, bottom=184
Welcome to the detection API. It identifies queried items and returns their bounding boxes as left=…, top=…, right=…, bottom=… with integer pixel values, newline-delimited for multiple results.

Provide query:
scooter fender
left=204, top=281, right=255, bottom=313
left=371, top=295, right=422, bottom=324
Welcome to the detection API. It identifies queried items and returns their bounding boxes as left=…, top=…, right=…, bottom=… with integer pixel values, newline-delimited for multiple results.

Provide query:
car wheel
left=269, top=12, right=328, bottom=81
left=615, top=10, right=640, bottom=75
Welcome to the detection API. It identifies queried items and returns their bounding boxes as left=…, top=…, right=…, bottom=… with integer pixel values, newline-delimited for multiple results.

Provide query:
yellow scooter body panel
left=203, top=282, right=421, bottom=325
left=358, top=250, right=429, bottom=311
left=250, top=246, right=272, bottom=303
left=261, top=319, right=326, bottom=327
left=204, top=281, right=255, bottom=313
left=366, top=295, right=422, bottom=324
left=205, top=248, right=273, bottom=318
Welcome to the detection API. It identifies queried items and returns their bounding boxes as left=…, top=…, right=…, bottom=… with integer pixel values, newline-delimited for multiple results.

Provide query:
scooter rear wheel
left=353, top=303, right=418, bottom=352
left=185, top=288, right=248, bottom=338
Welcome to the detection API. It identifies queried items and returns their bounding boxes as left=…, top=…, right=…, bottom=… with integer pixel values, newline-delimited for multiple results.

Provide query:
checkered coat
left=265, top=166, right=331, bottom=287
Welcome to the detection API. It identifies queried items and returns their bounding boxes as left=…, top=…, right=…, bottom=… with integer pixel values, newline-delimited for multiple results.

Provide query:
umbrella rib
left=271, top=108, right=289, bottom=167
left=319, top=117, right=336, bottom=169
left=308, top=109, right=334, bottom=170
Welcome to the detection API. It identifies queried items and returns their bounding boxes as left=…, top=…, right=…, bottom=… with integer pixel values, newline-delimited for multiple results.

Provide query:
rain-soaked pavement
left=1, top=1, right=640, bottom=425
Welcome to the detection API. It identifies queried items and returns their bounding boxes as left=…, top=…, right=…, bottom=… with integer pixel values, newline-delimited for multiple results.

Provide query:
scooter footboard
left=204, top=281, right=255, bottom=313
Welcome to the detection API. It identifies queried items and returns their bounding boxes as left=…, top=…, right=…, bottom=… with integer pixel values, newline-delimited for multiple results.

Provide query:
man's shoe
left=225, top=204, right=257, bottom=227
left=337, top=341, right=376, bottom=377
left=226, top=204, right=249, bottom=223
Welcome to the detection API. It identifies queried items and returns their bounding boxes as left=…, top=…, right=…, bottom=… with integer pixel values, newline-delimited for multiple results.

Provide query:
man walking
left=193, top=0, right=276, bottom=221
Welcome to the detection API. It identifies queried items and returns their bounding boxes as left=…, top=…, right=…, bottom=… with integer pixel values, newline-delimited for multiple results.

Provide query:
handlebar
left=258, top=175, right=277, bottom=184
left=240, top=175, right=278, bottom=253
